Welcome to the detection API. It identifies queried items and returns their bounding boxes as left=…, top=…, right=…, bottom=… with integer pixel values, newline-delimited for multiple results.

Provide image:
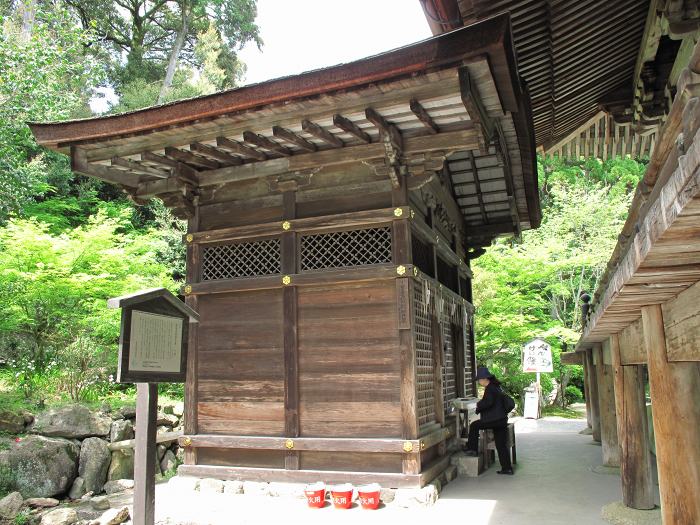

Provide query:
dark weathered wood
left=72, top=147, right=140, bottom=188
left=272, top=126, right=317, bottom=152
left=164, top=147, right=219, bottom=169
left=594, top=344, right=620, bottom=467
left=582, top=354, right=593, bottom=429
left=109, top=430, right=182, bottom=452
left=190, top=142, right=243, bottom=165
left=458, top=67, right=494, bottom=153
left=610, top=334, right=655, bottom=510
left=642, top=304, right=700, bottom=524
left=178, top=434, right=446, bottom=453
left=301, top=119, right=344, bottom=148
left=410, top=99, right=439, bottom=134
left=216, top=136, right=267, bottom=161
left=178, top=464, right=423, bottom=488
left=184, top=210, right=200, bottom=465
left=333, top=114, right=372, bottom=143
left=419, top=455, right=451, bottom=485
left=111, top=157, right=170, bottom=178
left=243, top=131, right=291, bottom=156
left=133, top=383, right=157, bottom=525
left=141, top=151, right=179, bottom=169
left=431, top=314, right=445, bottom=426
left=584, top=349, right=601, bottom=442
left=365, top=107, right=402, bottom=149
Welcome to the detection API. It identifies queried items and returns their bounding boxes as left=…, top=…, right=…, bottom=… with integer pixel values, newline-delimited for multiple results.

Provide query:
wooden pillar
left=184, top=207, right=199, bottom=465
left=134, top=383, right=157, bottom=525
left=594, top=343, right=620, bottom=466
left=642, top=304, right=700, bottom=524
left=582, top=356, right=593, bottom=429
left=282, top=190, right=299, bottom=470
left=584, top=349, right=601, bottom=442
left=610, top=334, right=654, bottom=510
left=393, top=173, right=420, bottom=475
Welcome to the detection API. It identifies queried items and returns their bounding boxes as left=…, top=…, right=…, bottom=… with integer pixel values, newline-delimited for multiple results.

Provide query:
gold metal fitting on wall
left=182, top=437, right=192, bottom=447
left=420, top=440, right=425, bottom=450
left=285, top=439, right=294, bottom=450
left=394, top=207, right=403, bottom=217
left=185, top=234, right=194, bottom=243
left=410, top=209, right=415, bottom=219
left=282, top=221, right=291, bottom=231
left=282, top=275, right=292, bottom=285
left=413, top=267, right=418, bottom=277
left=396, top=265, right=406, bottom=276
left=403, top=441, right=414, bottom=452
left=184, top=285, right=192, bottom=295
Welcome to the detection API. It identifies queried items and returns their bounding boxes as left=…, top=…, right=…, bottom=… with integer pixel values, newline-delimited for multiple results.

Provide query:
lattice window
left=300, top=227, right=392, bottom=271
left=201, top=238, right=281, bottom=280
left=414, top=282, right=435, bottom=428
left=412, top=234, right=434, bottom=277
left=442, top=310, right=456, bottom=413
left=437, top=256, right=459, bottom=294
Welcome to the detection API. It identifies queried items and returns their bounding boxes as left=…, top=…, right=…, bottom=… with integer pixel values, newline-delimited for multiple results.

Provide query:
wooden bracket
left=459, top=67, right=495, bottom=155
left=267, top=168, right=318, bottom=193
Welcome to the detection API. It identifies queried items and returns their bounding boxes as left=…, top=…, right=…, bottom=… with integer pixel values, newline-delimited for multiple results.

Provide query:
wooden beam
left=141, top=151, right=179, bottom=170
left=190, top=142, right=242, bottom=166
left=610, top=334, right=655, bottom=510
left=164, top=147, right=219, bottom=169
left=468, top=151, right=489, bottom=224
left=410, top=99, right=439, bottom=134
left=458, top=67, right=494, bottom=154
left=301, top=119, right=344, bottom=148
left=133, top=383, right=157, bottom=525
left=111, top=157, right=170, bottom=178
left=137, top=128, right=479, bottom=198
left=584, top=349, right=601, bottom=442
left=365, top=107, right=402, bottom=149
left=272, top=126, right=317, bottom=152
left=216, top=136, right=267, bottom=161
left=243, top=131, right=292, bottom=156
left=595, top=343, right=620, bottom=467
left=178, top=464, right=423, bottom=488
left=71, top=147, right=140, bottom=188
left=642, top=304, right=700, bottom=524
left=332, top=114, right=372, bottom=143
left=184, top=211, right=200, bottom=466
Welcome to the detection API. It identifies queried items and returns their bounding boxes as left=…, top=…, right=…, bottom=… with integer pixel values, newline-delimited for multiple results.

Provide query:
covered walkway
left=96, top=416, right=655, bottom=525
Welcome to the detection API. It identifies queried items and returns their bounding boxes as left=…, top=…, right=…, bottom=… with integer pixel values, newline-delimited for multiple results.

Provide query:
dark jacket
left=476, top=382, right=508, bottom=423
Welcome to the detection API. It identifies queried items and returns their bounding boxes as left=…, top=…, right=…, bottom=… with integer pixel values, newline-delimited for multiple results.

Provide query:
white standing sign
left=129, top=311, right=183, bottom=373
left=522, top=338, right=553, bottom=373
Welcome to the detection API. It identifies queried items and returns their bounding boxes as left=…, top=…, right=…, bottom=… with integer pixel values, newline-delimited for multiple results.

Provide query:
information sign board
left=522, top=338, right=554, bottom=373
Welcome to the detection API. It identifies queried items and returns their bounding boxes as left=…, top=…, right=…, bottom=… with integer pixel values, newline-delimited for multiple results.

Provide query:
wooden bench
left=480, top=422, right=517, bottom=468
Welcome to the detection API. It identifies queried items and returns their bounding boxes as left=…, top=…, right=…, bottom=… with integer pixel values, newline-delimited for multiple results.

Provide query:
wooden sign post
left=108, top=289, right=199, bottom=525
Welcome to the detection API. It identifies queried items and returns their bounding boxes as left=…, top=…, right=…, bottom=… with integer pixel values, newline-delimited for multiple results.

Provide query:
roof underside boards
left=453, top=0, right=650, bottom=150
left=29, top=14, right=540, bottom=245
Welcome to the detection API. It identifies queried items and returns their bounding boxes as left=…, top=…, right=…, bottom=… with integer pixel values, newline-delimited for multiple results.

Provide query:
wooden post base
left=134, top=384, right=158, bottom=525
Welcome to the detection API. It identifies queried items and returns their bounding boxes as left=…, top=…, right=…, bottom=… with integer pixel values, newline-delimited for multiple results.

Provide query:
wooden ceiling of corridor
left=425, top=0, right=650, bottom=150
left=30, top=15, right=541, bottom=246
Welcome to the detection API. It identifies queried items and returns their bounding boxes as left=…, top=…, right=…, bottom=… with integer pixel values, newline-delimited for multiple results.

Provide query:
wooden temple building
left=30, top=14, right=540, bottom=488
left=419, top=0, right=700, bottom=522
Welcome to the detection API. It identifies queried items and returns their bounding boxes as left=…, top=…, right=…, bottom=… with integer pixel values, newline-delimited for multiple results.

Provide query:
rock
left=79, top=438, right=110, bottom=494
left=25, top=497, right=59, bottom=508
left=223, top=480, right=243, bottom=495
left=97, top=507, right=129, bottom=525
left=117, top=407, right=136, bottom=420
left=394, top=485, right=439, bottom=508
left=243, top=481, right=269, bottom=497
left=30, top=405, right=111, bottom=439
left=379, top=488, right=395, bottom=504
left=199, top=478, right=224, bottom=494
left=107, top=450, right=134, bottom=481
left=6, top=435, right=79, bottom=498
left=160, top=450, right=177, bottom=474
left=68, top=478, right=86, bottom=500
left=90, top=496, right=110, bottom=511
left=168, top=476, right=199, bottom=493
left=267, top=482, right=305, bottom=498
left=175, top=447, right=184, bottom=463
left=601, top=501, right=661, bottom=525
left=445, top=465, right=458, bottom=482
left=22, top=411, right=35, bottom=425
left=157, top=444, right=167, bottom=461
left=102, top=480, right=133, bottom=495
left=0, top=410, right=25, bottom=434
left=80, top=491, right=94, bottom=500
left=109, top=420, right=133, bottom=443
left=156, top=426, right=170, bottom=435
left=40, top=508, right=78, bottom=525
left=0, top=492, right=23, bottom=520
left=450, top=451, right=483, bottom=477
left=156, top=413, right=178, bottom=427
left=172, top=402, right=184, bottom=418
left=428, top=479, right=442, bottom=494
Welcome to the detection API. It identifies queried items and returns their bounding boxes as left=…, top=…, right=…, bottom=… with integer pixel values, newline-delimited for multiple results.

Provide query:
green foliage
left=0, top=464, right=15, bottom=498
left=565, top=385, right=583, bottom=405
left=473, top=156, right=646, bottom=405
left=0, top=5, right=104, bottom=220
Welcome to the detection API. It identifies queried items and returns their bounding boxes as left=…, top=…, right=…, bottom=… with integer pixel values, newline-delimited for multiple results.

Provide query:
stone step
left=450, top=451, right=485, bottom=477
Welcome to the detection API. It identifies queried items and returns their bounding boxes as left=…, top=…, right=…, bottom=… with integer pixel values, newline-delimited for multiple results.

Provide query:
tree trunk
left=19, top=0, right=37, bottom=42
left=158, top=7, right=189, bottom=104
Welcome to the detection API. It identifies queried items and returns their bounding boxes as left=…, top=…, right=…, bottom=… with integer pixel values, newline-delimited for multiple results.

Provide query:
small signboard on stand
left=522, top=338, right=553, bottom=419
left=108, top=288, right=199, bottom=525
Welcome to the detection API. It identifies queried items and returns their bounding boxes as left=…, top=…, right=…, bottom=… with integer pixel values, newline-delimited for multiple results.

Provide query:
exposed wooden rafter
left=272, top=126, right=317, bottom=152
left=301, top=119, right=344, bottom=148
left=242, top=131, right=292, bottom=156
left=468, top=151, right=488, bottom=224
left=164, top=147, right=219, bottom=169
left=141, top=151, right=179, bottom=170
left=190, top=142, right=242, bottom=166
left=365, top=107, right=403, bottom=149
left=216, top=136, right=268, bottom=161
left=72, top=147, right=140, bottom=188
left=458, top=67, right=494, bottom=154
left=111, top=157, right=170, bottom=178
left=410, top=99, right=439, bottom=134
left=332, top=114, right=372, bottom=143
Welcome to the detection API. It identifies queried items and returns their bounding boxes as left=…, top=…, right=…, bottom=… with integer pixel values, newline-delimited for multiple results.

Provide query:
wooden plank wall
left=662, top=279, right=700, bottom=361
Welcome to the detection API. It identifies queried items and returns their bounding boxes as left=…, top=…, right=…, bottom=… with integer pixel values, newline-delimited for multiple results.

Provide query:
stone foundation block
left=199, top=478, right=224, bottom=494
left=243, top=481, right=269, bottom=497
left=394, top=485, right=438, bottom=508
left=451, top=451, right=483, bottom=477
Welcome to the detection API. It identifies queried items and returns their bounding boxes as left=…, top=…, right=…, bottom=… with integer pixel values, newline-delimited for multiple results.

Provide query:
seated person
left=463, top=367, right=514, bottom=475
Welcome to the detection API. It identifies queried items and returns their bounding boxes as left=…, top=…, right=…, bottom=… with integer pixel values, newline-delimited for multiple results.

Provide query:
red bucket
left=330, top=484, right=353, bottom=509
left=304, top=482, right=326, bottom=508
left=358, top=483, right=381, bottom=510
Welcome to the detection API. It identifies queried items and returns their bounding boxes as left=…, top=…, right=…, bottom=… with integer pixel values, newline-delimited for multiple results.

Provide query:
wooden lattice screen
left=414, top=280, right=435, bottom=428
left=299, top=226, right=392, bottom=271
left=201, top=238, right=282, bottom=280
left=411, top=234, right=435, bottom=277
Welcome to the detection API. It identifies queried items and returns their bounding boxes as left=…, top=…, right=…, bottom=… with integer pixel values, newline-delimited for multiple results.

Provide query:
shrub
left=0, top=464, right=15, bottom=498
left=565, top=385, right=583, bottom=405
